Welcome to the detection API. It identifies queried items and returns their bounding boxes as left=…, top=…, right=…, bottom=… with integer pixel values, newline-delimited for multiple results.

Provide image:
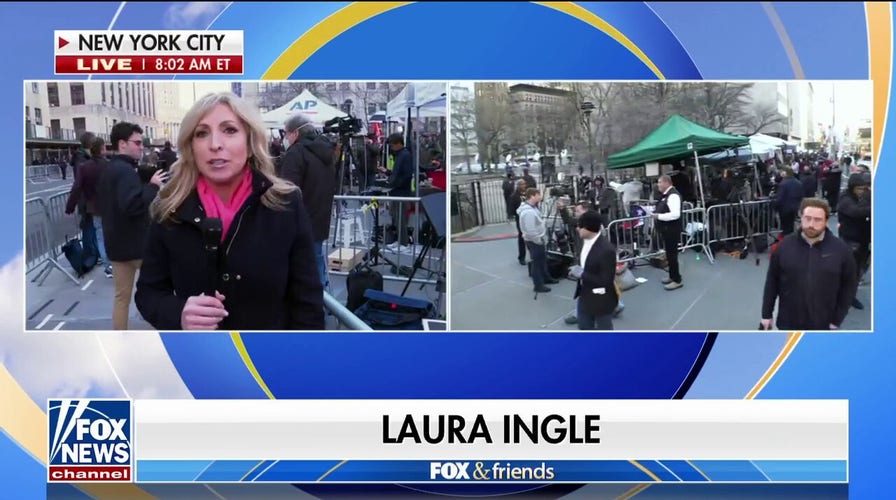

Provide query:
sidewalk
left=451, top=219, right=872, bottom=332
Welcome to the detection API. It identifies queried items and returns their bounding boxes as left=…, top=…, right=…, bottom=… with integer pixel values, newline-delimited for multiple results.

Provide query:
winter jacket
left=280, top=134, right=337, bottom=242
left=135, top=169, right=324, bottom=331
left=774, top=177, right=804, bottom=214
left=517, top=201, right=545, bottom=243
left=95, top=154, right=159, bottom=261
left=762, top=231, right=858, bottom=330
left=837, top=192, right=871, bottom=244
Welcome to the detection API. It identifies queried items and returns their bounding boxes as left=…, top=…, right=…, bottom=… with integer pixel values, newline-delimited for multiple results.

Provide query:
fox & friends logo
left=430, top=461, right=555, bottom=481
left=47, top=399, right=132, bottom=482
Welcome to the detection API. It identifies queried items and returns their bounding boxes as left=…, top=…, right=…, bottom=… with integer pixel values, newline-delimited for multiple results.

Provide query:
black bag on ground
left=346, top=264, right=384, bottom=312
left=61, top=236, right=97, bottom=277
left=353, top=289, right=437, bottom=330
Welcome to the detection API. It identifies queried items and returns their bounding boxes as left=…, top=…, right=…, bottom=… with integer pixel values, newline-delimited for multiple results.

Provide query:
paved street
left=451, top=220, right=872, bottom=332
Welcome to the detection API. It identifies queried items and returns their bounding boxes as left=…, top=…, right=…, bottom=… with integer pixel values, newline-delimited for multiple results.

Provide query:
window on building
left=339, top=82, right=351, bottom=91
left=101, top=82, right=106, bottom=104
left=25, top=105, right=29, bottom=121
left=73, top=117, right=86, bottom=136
left=109, top=83, right=115, bottom=107
left=118, top=83, right=123, bottom=109
left=70, top=83, right=85, bottom=105
left=32, top=82, right=38, bottom=93
left=47, top=83, right=60, bottom=107
left=34, top=108, right=42, bottom=125
left=367, top=82, right=377, bottom=90
left=326, top=82, right=337, bottom=90
left=367, top=103, right=378, bottom=115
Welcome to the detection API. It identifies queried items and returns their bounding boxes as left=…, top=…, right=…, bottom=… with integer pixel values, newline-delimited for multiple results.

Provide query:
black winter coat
left=574, top=233, right=619, bottom=318
left=774, top=177, right=804, bottom=214
left=135, top=170, right=325, bottom=331
left=837, top=192, right=871, bottom=244
left=388, top=147, right=414, bottom=196
left=762, top=231, right=857, bottom=330
left=96, top=154, right=159, bottom=261
left=280, top=135, right=337, bottom=242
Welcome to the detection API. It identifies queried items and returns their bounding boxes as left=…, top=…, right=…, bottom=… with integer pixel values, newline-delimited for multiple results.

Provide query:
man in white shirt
left=652, top=175, right=683, bottom=290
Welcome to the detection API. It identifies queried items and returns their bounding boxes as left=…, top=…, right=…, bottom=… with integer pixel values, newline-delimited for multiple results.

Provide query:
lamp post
left=581, top=100, right=596, bottom=178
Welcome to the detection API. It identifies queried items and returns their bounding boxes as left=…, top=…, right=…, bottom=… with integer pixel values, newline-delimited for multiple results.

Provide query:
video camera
left=323, top=115, right=363, bottom=136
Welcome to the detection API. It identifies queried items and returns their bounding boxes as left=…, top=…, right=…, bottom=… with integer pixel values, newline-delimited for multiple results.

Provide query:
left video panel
left=24, top=81, right=448, bottom=332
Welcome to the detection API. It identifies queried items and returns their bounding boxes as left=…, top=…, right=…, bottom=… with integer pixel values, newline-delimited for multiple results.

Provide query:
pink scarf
left=196, top=167, right=254, bottom=242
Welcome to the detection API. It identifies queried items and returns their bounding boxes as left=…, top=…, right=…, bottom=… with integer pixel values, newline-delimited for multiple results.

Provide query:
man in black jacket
left=96, top=122, right=167, bottom=330
left=380, top=133, right=414, bottom=246
left=158, top=141, right=178, bottom=172
left=761, top=198, right=857, bottom=331
left=281, top=113, right=337, bottom=288
left=774, top=168, right=804, bottom=235
left=837, top=173, right=872, bottom=309
left=568, top=211, right=618, bottom=330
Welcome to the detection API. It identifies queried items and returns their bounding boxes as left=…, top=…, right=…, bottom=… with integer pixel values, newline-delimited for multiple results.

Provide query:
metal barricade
left=679, top=207, right=714, bottom=263
left=606, top=214, right=665, bottom=264
left=330, top=194, right=439, bottom=285
left=25, top=197, right=79, bottom=285
left=27, top=165, right=50, bottom=183
left=705, top=199, right=780, bottom=261
left=323, top=291, right=373, bottom=331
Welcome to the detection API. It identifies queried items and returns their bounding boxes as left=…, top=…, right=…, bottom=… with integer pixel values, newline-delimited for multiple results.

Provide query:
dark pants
left=525, top=241, right=549, bottom=288
left=661, top=227, right=681, bottom=283
left=844, top=239, right=870, bottom=282
left=577, top=299, right=613, bottom=330
left=515, top=215, right=526, bottom=262
left=780, top=211, right=797, bottom=235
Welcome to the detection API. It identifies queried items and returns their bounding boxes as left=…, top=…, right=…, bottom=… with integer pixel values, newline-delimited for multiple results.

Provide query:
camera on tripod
left=323, top=115, right=363, bottom=136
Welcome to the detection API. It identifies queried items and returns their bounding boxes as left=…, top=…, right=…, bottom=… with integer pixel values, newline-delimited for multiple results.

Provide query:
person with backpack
left=65, top=136, right=112, bottom=278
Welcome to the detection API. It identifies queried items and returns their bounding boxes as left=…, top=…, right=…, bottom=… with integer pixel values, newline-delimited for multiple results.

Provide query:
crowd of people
left=498, top=150, right=872, bottom=331
left=59, top=91, right=445, bottom=331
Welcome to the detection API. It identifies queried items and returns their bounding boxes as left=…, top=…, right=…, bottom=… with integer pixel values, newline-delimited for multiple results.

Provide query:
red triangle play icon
left=58, top=37, right=69, bottom=49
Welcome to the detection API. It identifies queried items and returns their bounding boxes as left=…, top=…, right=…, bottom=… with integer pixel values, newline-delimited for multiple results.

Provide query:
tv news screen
left=2, top=2, right=889, bottom=499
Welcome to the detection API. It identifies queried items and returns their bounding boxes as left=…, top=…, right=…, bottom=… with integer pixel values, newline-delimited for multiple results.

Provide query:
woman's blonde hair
left=150, top=92, right=297, bottom=222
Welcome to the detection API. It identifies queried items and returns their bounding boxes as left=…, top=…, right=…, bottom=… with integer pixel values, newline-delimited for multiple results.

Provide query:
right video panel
left=449, top=81, right=872, bottom=332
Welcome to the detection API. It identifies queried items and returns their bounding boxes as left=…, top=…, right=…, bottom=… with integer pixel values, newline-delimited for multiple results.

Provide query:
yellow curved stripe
left=618, top=483, right=651, bottom=499
left=745, top=332, right=803, bottom=399
left=262, top=2, right=412, bottom=79
left=866, top=2, right=891, bottom=163
left=0, top=365, right=156, bottom=499
left=230, top=332, right=276, bottom=400
left=629, top=460, right=662, bottom=481
left=264, top=2, right=665, bottom=81
left=533, top=2, right=665, bottom=79
left=317, top=459, right=349, bottom=482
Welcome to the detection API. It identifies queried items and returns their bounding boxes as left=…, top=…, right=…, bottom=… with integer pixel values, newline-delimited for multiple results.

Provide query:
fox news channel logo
left=430, top=461, right=555, bottom=481
left=48, top=399, right=132, bottom=482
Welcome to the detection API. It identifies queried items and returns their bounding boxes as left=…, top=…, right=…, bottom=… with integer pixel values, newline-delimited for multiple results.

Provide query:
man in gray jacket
left=517, top=188, right=557, bottom=293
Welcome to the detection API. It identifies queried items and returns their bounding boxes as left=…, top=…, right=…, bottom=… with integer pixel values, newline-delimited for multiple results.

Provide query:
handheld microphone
left=200, top=218, right=223, bottom=296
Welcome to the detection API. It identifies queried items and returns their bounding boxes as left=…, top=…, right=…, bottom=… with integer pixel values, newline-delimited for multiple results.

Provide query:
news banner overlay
left=48, top=399, right=133, bottom=483
left=54, top=30, right=243, bottom=75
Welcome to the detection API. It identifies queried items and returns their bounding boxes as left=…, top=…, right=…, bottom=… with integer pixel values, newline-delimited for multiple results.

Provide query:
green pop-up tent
left=607, top=114, right=749, bottom=206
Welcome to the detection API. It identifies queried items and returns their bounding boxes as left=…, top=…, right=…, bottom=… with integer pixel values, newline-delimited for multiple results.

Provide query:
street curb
left=452, top=233, right=517, bottom=243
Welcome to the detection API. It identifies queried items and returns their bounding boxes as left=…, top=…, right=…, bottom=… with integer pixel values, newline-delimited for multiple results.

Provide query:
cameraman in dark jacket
left=380, top=133, right=414, bottom=246
left=281, top=113, right=337, bottom=288
left=773, top=168, right=804, bottom=235
left=837, top=173, right=872, bottom=309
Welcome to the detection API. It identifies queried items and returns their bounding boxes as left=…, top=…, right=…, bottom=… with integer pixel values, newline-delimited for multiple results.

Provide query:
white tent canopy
left=385, top=83, right=447, bottom=119
left=261, top=90, right=347, bottom=129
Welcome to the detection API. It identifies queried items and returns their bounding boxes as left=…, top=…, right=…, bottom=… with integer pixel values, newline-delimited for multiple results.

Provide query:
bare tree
left=475, top=91, right=510, bottom=172
left=742, top=103, right=787, bottom=135
left=450, top=91, right=477, bottom=173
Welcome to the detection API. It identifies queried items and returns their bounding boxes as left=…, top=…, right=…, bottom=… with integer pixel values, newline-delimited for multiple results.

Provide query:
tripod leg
left=401, top=243, right=430, bottom=296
